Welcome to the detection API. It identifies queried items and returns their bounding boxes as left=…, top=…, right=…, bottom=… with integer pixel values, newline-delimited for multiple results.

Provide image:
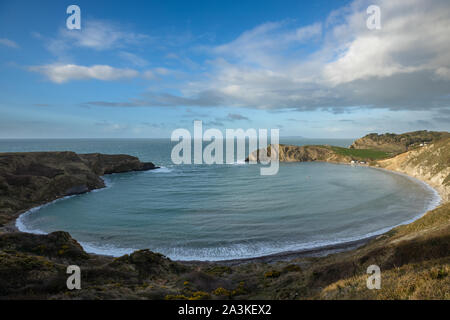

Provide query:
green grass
left=329, top=146, right=391, bottom=160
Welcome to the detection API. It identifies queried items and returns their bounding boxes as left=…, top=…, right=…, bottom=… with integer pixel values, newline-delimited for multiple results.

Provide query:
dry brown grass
left=320, top=258, right=449, bottom=300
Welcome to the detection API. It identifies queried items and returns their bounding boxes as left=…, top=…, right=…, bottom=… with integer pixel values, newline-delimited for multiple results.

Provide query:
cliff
left=246, top=144, right=390, bottom=163
left=376, top=137, right=450, bottom=202
left=0, top=152, right=158, bottom=227
left=349, top=130, right=450, bottom=154
left=247, top=144, right=351, bottom=163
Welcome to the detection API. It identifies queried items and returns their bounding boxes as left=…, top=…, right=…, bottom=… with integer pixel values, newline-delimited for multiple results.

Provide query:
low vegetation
left=350, top=130, right=450, bottom=153
left=329, top=146, right=391, bottom=161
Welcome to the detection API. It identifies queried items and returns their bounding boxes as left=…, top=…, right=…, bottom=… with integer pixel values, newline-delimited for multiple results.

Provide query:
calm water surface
left=1, top=139, right=438, bottom=260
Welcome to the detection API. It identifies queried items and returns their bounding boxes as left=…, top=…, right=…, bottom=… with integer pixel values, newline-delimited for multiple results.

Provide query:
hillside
left=246, top=144, right=390, bottom=163
left=377, top=137, right=450, bottom=201
left=349, top=130, right=450, bottom=154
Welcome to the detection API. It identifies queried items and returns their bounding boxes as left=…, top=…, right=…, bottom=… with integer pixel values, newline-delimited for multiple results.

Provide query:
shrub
left=189, top=291, right=210, bottom=300
left=205, top=265, right=232, bottom=276
left=212, top=287, right=230, bottom=297
left=264, top=270, right=281, bottom=278
left=282, top=264, right=302, bottom=273
left=231, top=281, right=247, bottom=296
left=165, top=294, right=189, bottom=300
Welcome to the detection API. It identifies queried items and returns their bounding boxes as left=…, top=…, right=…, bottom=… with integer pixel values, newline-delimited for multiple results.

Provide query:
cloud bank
left=27, top=0, right=450, bottom=114
left=29, top=64, right=139, bottom=83
left=186, top=0, right=450, bottom=112
left=0, top=38, right=19, bottom=48
left=87, top=0, right=450, bottom=113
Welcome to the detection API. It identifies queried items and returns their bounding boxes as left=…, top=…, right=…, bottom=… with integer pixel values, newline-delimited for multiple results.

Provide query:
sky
left=0, top=0, right=449, bottom=138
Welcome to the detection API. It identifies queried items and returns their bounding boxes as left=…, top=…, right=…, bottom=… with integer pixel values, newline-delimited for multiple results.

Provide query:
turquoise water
left=1, top=139, right=439, bottom=261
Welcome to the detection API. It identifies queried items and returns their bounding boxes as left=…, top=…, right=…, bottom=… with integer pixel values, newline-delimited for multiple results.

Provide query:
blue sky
left=0, top=0, right=449, bottom=138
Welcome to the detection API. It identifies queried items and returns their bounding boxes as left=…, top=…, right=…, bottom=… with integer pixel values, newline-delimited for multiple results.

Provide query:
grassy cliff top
left=328, top=146, right=391, bottom=160
left=350, top=130, right=450, bottom=153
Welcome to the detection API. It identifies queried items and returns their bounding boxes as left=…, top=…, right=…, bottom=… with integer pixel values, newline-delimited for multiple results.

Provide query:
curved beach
left=13, top=161, right=440, bottom=262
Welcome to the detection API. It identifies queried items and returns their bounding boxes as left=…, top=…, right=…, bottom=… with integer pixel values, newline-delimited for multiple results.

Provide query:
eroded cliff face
left=79, top=153, right=157, bottom=175
left=376, top=138, right=450, bottom=202
left=0, top=152, right=158, bottom=227
left=350, top=131, right=450, bottom=154
left=247, top=144, right=352, bottom=163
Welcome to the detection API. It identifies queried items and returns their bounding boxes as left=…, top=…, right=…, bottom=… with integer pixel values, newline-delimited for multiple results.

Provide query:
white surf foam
left=91, top=176, right=113, bottom=191
left=78, top=241, right=135, bottom=257
left=16, top=195, right=76, bottom=234
left=147, top=166, right=173, bottom=173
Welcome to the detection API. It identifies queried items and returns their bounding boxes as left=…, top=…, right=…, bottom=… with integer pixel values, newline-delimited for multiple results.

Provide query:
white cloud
left=141, top=67, right=175, bottom=80
left=82, top=0, right=450, bottom=113
left=212, top=21, right=322, bottom=68
left=29, top=64, right=139, bottom=83
left=63, top=19, right=149, bottom=50
left=118, top=51, right=149, bottom=67
left=0, top=38, right=19, bottom=48
left=322, top=0, right=450, bottom=85
left=142, top=70, right=155, bottom=79
left=181, top=0, right=450, bottom=111
left=153, top=67, right=171, bottom=75
left=294, top=23, right=322, bottom=41
left=45, top=19, right=150, bottom=56
left=435, top=67, right=450, bottom=80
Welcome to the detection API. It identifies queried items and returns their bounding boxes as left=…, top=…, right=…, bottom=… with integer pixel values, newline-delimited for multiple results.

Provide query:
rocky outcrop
left=79, top=153, right=157, bottom=175
left=376, top=137, right=450, bottom=202
left=0, top=231, right=90, bottom=262
left=0, top=152, right=158, bottom=227
left=246, top=144, right=352, bottom=163
left=350, top=130, right=450, bottom=154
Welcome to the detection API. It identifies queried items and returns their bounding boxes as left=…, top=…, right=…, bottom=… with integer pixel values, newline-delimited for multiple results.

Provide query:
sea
left=0, top=138, right=440, bottom=261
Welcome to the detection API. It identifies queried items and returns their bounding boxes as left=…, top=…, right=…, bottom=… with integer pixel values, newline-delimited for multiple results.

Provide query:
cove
left=18, top=161, right=438, bottom=261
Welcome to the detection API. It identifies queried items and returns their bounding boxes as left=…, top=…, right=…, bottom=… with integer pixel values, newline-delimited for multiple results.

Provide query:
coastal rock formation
left=245, top=144, right=391, bottom=163
left=0, top=152, right=158, bottom=227
left=377, top=137, right=450, bottom=202
left=0, top=231, right=89, bottom=262
left=246, top=144, right=352, bottom=163
left=79, top=153, right=157, bottom=175
left=349, top=130, right=450, bottom=154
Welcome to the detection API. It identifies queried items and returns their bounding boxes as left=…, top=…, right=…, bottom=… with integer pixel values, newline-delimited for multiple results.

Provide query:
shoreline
left=184, top=236, right=376, bottom=266
left=11, top=160, right=444, bottom=265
